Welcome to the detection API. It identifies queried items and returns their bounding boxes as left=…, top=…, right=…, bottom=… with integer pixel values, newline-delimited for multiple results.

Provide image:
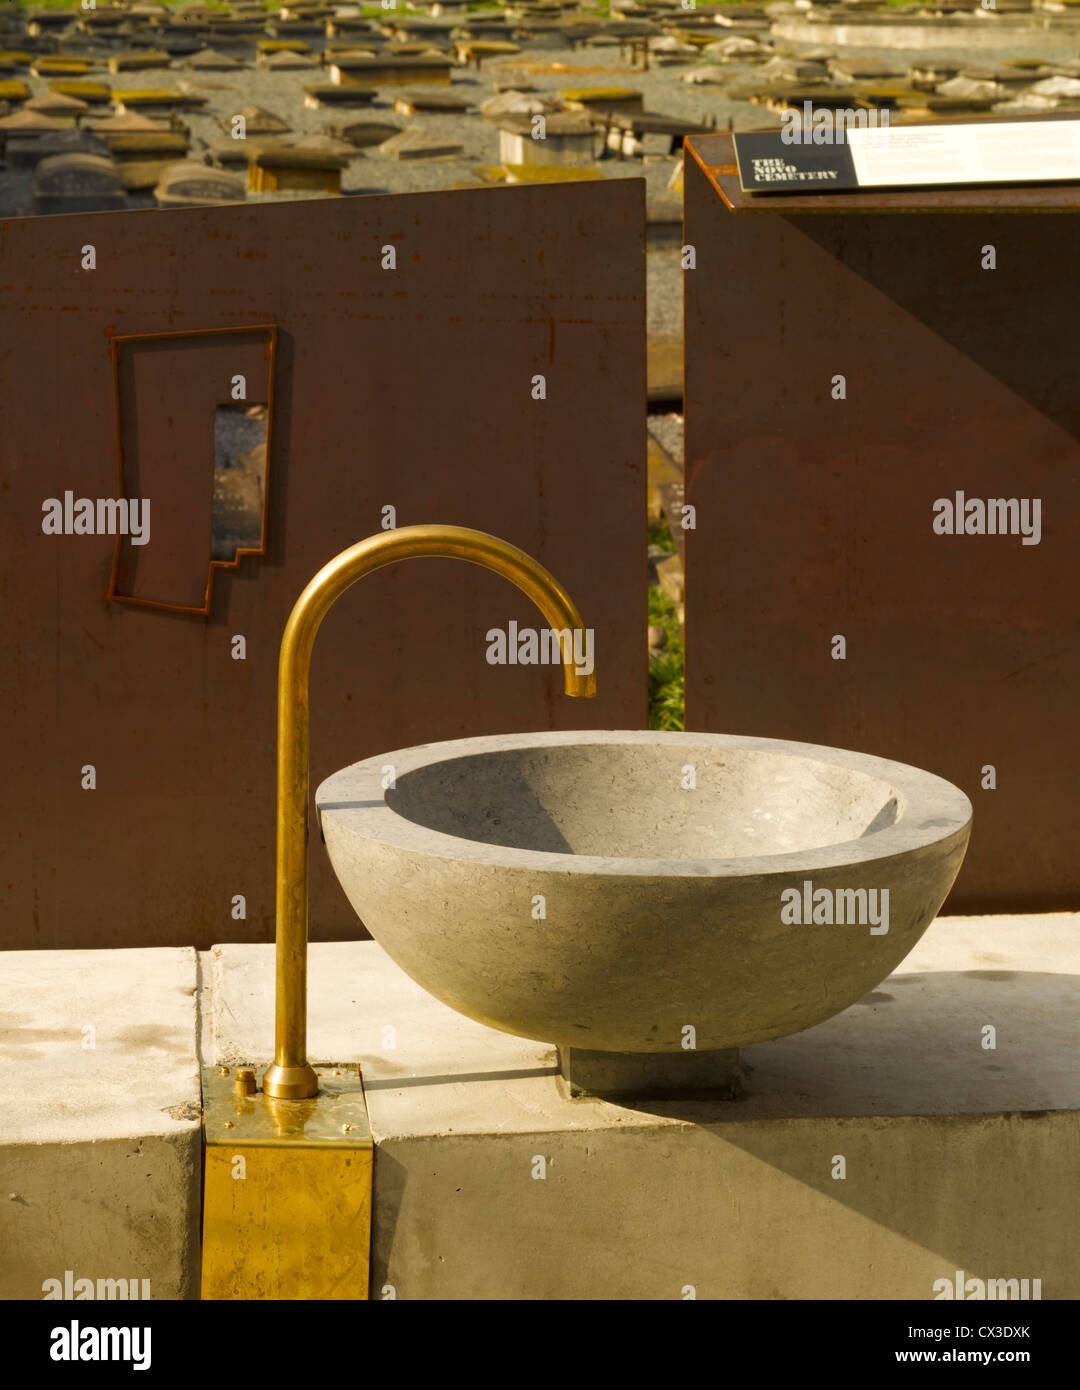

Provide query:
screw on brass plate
left=223, top=1121, right=233, bottom=1129
left=234, top=1067, right=257, bottom=1097
left=219, top=1066, right=230, bottom=1076
left=331, top=1069, right=341, bottom=1076
left=341, top=1123, right=351, bottom=1134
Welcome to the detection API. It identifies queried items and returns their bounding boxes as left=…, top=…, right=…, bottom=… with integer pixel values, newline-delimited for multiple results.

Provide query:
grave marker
left=31, top=152, right=125, bottom=214
left=497, top=111, right=597, bottom=167
left=153, top=159, right=246, bottom=206
left=247, top=146, right=348, bottom=192
left=379, top=125, right=464, bottom=160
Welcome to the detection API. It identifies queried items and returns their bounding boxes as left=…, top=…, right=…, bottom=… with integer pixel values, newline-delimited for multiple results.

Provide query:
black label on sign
left=733, top=132, right=858, bottom=192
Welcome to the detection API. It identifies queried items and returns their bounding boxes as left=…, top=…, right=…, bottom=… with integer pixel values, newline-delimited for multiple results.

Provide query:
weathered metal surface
left=684, top=133, right=1079, bottom=912
left=0, top=181, right=646, bottom=949
left=201, top=1065, right=372, bottom=1300
left=108, top=325, right=277, bottom=614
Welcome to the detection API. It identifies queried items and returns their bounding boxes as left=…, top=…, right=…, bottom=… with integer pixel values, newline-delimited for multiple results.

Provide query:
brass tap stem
left=262, top=525, right=597, bottom=1099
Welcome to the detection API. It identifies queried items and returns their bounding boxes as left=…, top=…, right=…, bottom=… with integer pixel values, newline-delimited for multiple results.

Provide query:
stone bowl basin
left=316, top=731, right=972, bottom=1053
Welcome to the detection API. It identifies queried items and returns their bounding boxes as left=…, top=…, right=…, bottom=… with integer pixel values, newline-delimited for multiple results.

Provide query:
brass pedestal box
left=201, top=1065, right=372, bottom=1300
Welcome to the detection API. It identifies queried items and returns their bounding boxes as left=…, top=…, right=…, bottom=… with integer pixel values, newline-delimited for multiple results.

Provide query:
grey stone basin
left=316, top=731, right=971, bottom=1057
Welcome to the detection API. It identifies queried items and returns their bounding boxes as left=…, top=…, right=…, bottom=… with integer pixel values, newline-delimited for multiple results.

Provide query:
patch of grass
left=648, top=516, right=676, bottom=553
left=649, top=644, right=685, bottom=731
left=648, top=584, right=673, bottom=626
left=648, top=583, right=684, bottom=732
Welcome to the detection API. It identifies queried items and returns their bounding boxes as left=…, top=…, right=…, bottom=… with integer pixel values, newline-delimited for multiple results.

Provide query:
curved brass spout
left=263, top=525, right=597, bottom=1099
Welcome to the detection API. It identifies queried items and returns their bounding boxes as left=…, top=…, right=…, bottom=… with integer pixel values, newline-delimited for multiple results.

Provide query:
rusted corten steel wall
left=0, top=181, right=647, bottom=949
left=683, top=133, right=1079, bottom=914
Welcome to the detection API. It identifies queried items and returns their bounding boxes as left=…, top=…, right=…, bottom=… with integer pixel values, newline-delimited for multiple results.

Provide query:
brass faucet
left=262, top=524, right=597, bottom=1100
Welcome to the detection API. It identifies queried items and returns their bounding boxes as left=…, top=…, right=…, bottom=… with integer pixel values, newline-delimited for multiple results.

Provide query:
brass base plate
left=201, top=1064, right=372, bottom=1301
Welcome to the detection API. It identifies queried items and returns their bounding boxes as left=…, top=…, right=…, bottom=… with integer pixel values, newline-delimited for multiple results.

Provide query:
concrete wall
left=0, top=948, right=202, bottom=1300
left=208, top=920, right=1080, bottom=1299
left=6, top=920, right=1073, bottom=1300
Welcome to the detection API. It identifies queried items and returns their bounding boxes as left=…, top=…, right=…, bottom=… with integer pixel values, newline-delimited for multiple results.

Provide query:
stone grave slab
left=455, top=39, right=523, bottom=67
left=646, top=431, right=682, bottom=525
left=292, top=132, right=359, bottom=157
left=50, top=80, right=112, bottom=104
left=90, top=110, right=168, bottom=133
left=32, top=151, right=125, bottom=213
left=7, top=124, right=112, bottom=169
left=117, top=157, right=176, bottom=191
left=382, top=17, right=456, bottom=41
left=326, top=17, right=376, bottom=37
left=103, top=129, right=189, bottom=160
left=113, top=88, right=208, bottom=113
left=203, top=135, right=287, bottom=168
left=247, top=145, right=347, bottom=192
left=379, top=125, right=464, bottom=159
left=180, top=48, right=245, bottom=70
left=0, top=106, right=64, bottom=139
left=647, top=332, right=682, bottom=407
left=268, top=20, right=326, bottom=37
left=303, top=83, right=378, bottom=108
left=25, top=92, right=90, bottom=122
left=258, top=38, right=312, bottom=53
left=392, top=89, right=473, bottom=114
left=328, top=117, right=402, bottom=147
left=257, top=50, right=317, bottom=70
left=25, top=9, right=78, bottom=33
left=497, top=111, right=597, bottom=166
left=224, top=103, right=292, bottom=135
left=153, top=158, right=246, bottom=206
left=481, top=90, right=561, bottom=122
left=108, top=50, right=172, bottom=73
left=561, top=85, right=643, bottom=114
left=331, top=54, right=454, bottom=86
left=31, top=58, right=96, bottom=78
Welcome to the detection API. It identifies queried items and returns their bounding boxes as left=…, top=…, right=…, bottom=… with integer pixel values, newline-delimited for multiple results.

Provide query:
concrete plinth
left=0, top=949, right=202, bottom=1300
left=557, top=1045, right=741, bottom=1099
left=207, top=913, right=1080, bottom=1300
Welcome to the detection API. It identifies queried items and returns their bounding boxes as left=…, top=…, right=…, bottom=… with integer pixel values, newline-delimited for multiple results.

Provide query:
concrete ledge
left=207, top=914, right=1080, bottom=1299
left=0, top=948, right=202, bottom=1300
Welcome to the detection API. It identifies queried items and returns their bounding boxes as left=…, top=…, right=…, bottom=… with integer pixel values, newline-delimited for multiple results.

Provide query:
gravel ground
left=647, top=247, right=682, bottom=337
left=96, top=43, right=771, bottom=200
left=648, top=411, right=684, bottom=468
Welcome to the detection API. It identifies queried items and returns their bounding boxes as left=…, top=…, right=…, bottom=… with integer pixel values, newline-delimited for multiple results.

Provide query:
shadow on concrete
left=363, top=1065, right=560, bottom=1091
left=599, top=969, right=1080, bottom=1290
